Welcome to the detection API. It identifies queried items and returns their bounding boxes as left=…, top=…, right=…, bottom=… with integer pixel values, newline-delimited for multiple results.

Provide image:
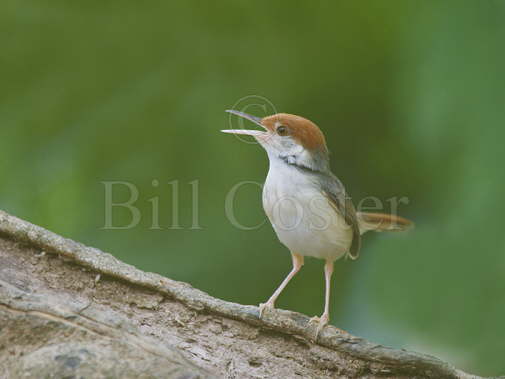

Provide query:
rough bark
left=0, top=210, right=491, bottom=378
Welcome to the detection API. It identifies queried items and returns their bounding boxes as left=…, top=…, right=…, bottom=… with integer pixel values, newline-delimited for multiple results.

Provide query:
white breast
left=262, top=159, right=352, bottom=261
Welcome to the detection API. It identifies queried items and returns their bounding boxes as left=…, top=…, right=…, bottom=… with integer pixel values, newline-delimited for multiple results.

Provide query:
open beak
left=221, top=110, right=268, bottom=137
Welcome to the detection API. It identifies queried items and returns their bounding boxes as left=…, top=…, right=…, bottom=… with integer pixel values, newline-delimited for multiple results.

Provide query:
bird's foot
left=309, top=313, right=329, bottom=341
left=258, top=301, right=275, bottom=319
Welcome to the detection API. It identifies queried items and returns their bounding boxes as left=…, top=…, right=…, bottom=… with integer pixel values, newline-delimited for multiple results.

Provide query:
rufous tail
left=357, top=212, right=414, bottom=235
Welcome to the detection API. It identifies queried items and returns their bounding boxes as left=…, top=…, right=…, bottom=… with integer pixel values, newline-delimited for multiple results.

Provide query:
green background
left=1, top=1, right=504, bottom=375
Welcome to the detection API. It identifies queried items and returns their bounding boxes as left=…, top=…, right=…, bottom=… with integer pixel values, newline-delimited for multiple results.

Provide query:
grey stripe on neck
left=278, top=155, right=325, bottom=174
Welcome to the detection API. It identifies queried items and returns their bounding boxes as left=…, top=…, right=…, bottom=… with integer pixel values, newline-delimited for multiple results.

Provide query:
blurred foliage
left=1, top=0, right=504, bottom=375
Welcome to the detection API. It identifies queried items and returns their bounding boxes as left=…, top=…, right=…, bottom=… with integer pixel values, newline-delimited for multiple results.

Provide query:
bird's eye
left=276, top=125, right=288, bottom=136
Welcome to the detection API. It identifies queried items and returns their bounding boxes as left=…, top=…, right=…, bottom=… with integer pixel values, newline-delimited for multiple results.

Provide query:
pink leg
left=259, top=253, right=304, bottom=318
left=310, top=259, right=334, bottom=338
left=322, top=259, right=334, bottom=321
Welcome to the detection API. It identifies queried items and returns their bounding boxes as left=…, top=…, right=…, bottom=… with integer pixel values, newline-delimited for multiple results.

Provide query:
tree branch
left=0, top=210, right=489, bottom=378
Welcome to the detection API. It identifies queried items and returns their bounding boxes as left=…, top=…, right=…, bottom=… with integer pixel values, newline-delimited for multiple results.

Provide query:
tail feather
left=357, top=212, right=414, bottom=235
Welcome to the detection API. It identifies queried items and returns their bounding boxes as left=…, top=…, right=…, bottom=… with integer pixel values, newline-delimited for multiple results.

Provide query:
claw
left=258, top=302, right=274, bottom=318
left=309, top=313, right=329, bottom=340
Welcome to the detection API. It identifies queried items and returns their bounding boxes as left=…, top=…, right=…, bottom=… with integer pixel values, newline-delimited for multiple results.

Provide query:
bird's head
left=222, top=110, right=330, bottom=172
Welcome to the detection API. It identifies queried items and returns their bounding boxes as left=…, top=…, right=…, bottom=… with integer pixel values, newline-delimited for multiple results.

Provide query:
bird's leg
left=310, top=259, right=334, bottom=339
left=259, top=252, right=304, bottom=318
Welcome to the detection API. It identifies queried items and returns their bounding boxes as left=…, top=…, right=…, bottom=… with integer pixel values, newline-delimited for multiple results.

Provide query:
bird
left=221, top=110, right=413, bottom=338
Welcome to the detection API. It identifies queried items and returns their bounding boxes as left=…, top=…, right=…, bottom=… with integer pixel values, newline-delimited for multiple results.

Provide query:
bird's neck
left=267, top=149, right=330, bottom=174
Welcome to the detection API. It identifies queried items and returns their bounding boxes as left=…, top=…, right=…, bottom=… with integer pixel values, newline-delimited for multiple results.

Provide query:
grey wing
left=320, top=173, right=361, bottom=260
